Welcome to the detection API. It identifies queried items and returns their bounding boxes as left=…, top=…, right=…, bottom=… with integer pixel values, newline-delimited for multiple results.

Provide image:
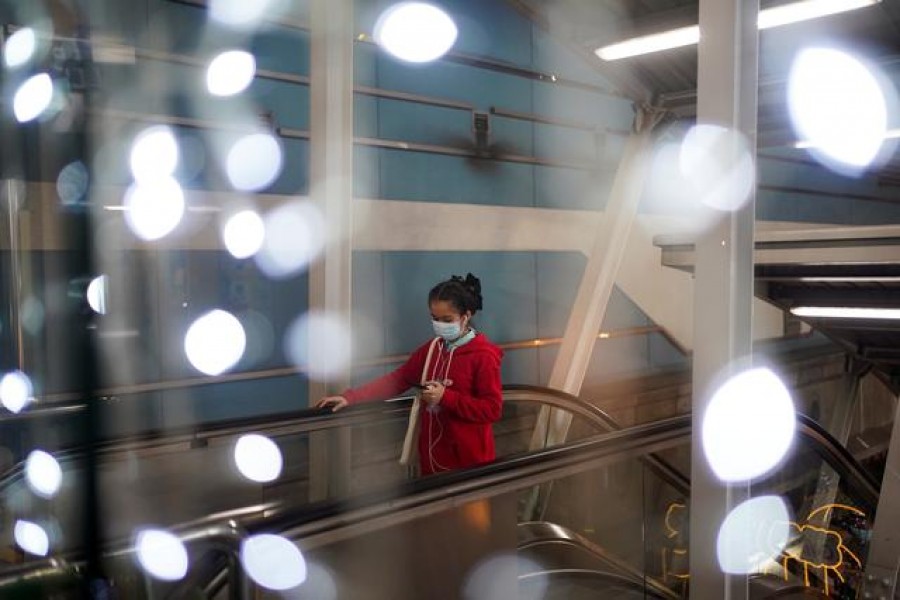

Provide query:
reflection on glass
left=4, top=28, right=37, bottom=68
left=374, top=2, right=458, bottom=63
left=679, top=124, right=755, bottom=212
left=13, top=73, right=53, bottom=123
left=206, top=50, right=256, bottom=96
left=184, top=309, right=246, bottom=376
left=255, top=202, right=325, bottom=278
left=225, top=133, right=283, bottom=191
left=240, top=533, right=307, bottom=590
left=0, top=370, right=33, bottom=413
left=123, top=178, right=185, bottom=241
left=25, top=450, right=62, bottom=498
left=702, top=367, right=795, bottom=482
left=223, top=210, right=265, bottom=259
left=234, top=434, right=283, bottom=483
left=284, top=311, right=352, bottom=381
left=717, top=495, right=790, bottom=574
left=135, top=529, right=189, bottom=581
left=14, top=520, right=49, bottom=556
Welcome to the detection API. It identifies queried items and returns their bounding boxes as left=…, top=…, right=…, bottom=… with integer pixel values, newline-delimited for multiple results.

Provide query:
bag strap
left=399, top=338, right=441, bottom=466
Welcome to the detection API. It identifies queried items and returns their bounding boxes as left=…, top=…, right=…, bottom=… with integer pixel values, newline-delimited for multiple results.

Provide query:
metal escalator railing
left=518, top=521, right=680, bottom=599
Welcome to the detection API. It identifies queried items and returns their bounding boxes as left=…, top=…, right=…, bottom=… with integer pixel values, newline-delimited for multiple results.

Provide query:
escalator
left=0, top=385, right=883, bottom=598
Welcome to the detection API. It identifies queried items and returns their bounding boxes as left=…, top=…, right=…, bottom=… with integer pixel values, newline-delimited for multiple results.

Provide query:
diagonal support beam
left=529, top=127, right=653, bottom=453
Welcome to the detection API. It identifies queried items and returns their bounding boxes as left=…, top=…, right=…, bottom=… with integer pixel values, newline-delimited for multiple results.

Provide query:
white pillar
left=689, top=0, right=759, bottom=598
left=308, top=0, right=354, bottom=501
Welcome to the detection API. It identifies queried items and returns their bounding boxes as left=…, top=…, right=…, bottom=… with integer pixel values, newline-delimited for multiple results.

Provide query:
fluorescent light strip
left=791, top=306, right=900, bottom=319
left=596, top=0, right=881, bottom=61
left=795, top=127, right=900, bottom=149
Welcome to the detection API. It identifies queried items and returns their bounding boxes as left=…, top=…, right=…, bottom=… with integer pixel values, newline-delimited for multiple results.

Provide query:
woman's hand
left=316, top=396, right=349, bottom=412
left=420, top=381, right=445, bottom=408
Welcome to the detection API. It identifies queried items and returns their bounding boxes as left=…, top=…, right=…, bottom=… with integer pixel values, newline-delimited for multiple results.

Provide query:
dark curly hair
left=428, top=273, right=483, bottom=315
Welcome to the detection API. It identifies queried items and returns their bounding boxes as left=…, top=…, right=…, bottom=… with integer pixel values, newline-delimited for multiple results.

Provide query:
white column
left=861, top=392, right=900, bottom=598
left=689, top=0, right=759, bottom=598
left=308, top=0, right=354, bottom=501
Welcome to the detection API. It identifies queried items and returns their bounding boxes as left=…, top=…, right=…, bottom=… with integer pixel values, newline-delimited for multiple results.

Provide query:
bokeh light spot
left=130, top=126, right=179, bottom=183
left=374, top=2, right=458, bottom=63
left=234, top=434, right=283, bottom=483
left=56, top=161, right=89, bottom=206
left=717, top=495, right=790, bottom=574
left=0, top=370, right=33, bottom=413
left=702, top=367, right=795, bottom=482
left=5, top=28, right=37, bottom=68
left=25, top=450, right=62, bottom=498
left=225, top=133, right=283, bottom=191
left=14, top=73, right=53, bottom=123
left=223, top=210, right=265, bottom=259
left=184, top=310, right=246, bottom=376
left=255, top=202, right=325, bottom=278
left=14, top=520, right=49, bottom=556
left=788, top=47, right=893, bottom=174
left=87, top=275, right=108, bottom=315
left=240, top=534, right=307, bottom=590
left=123, top=178, right=185, bottom=241
left=209, top=0, right=280, bottom=29
left=207, top=50, right=256, bottom=96
left=284, top=311, right=352, bottom=382
left=464, top=553, right=532, bottom=599
left=135, top=529, right=189, bottom=581
left=679, top=124, right=755, bottom=212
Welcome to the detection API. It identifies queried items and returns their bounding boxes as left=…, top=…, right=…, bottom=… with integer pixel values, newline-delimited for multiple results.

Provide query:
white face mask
left=432, top=319, right=463, bottom=341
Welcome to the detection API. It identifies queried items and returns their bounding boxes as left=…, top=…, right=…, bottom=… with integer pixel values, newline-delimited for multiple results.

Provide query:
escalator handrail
left=519, top=568, right=674, bottom=599
left=796, top=413, right=880, bottom=509
left=518, top=520, right=680, bottom=600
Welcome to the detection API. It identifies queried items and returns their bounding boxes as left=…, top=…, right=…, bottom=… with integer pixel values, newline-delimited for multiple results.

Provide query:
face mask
left=432, top=319, right=462, bottom=341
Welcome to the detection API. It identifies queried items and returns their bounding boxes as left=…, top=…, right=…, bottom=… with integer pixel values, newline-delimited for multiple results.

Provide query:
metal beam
left=690, top=0, right=759, bottom=597
left=307, top=0, right=354, bottom=502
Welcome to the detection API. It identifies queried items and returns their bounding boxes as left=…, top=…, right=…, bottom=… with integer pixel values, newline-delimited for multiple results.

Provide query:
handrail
left=519, top=568, right=673, bottom=599
left=518, top=520, right=680, bottom=600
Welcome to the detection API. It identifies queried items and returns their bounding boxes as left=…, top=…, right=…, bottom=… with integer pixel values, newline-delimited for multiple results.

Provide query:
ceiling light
left=596, top=0, right=881, bottom=61
left=791, top=306, right=900, bottom=319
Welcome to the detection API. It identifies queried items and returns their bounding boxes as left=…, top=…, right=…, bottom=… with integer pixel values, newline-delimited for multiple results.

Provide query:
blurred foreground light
left=209, top=0, right=280, bottom=29
left=0, top=370, right=33, bottom=413
left=135, top=529, right=189, bottom=581
left=240, top=534, right=307, bottom=590
left=25, top=450, right=62, bottom=498
left=679, top=124, right=755, bottom=212
left=4, top=28, right=37, bottom=68
left=123, top=178, right=185, bottom=241
left=225, top=133, right=282, bottom=191
left=234, top=434, right=283, bottom=483
left=87, top=275, right=108, bottom=315
left=184, top=310, right=246, bottom=376
left=702, top=367, right=795, bottom=482
left=14, top=520, right=49, bottom=556
left=56, top=161, right=89, bottom=206
left=464, top=553, right=535, bottom=600
left=207, top=50, right=256, bottom=96
left=223, top=210, right=265, bottom=259
left=788, top=47, right=894, bottom=174
left=284, top=311, right=352, bottom=381
left=791, top=306, right=900, bottom=319
left=717, top=496, right=790, bottom=574
left=255, top=202, right=325, bottom=278
left=13, top=73, right=53, bottom=123
left=374, top=2, right=458, bottom=63
left=130, top=126, right=179, bottom=183
left=759, top=0, right=881, bottom=29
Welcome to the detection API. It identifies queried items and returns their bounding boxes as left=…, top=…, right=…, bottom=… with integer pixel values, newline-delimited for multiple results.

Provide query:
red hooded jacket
left=343, top=332, right=503, bottom=475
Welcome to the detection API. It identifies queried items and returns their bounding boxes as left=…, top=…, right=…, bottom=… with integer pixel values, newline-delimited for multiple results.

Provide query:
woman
left=317, top=273, right=503, bottom=475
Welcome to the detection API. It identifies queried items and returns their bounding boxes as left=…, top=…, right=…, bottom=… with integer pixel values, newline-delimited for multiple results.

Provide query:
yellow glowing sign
left=662, top=502, right=690, bottom=582
left=780, top=503, right=865, bottom=596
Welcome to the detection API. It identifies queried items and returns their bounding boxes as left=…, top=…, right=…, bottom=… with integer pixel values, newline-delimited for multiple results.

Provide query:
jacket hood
left=451, top=331, right=503, bottom=360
